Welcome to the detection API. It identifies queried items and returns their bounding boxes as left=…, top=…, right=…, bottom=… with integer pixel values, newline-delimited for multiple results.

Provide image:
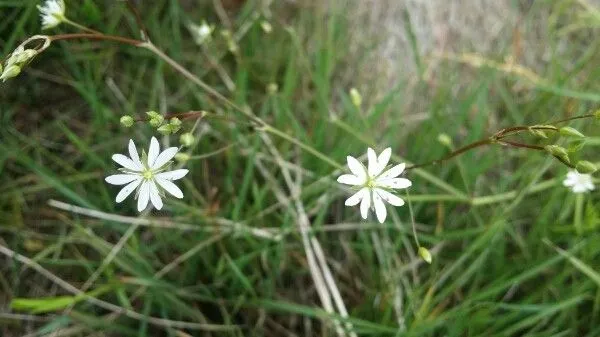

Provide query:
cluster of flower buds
left=157, top=117, right=182, bottom=136
left=1, top=46, right=38, bottom=82
left=543, top=125, right=598, bottom=174
left=1, top=35, right=51, bottom=82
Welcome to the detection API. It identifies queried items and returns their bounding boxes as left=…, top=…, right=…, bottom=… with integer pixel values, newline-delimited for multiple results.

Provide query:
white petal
left=147, top=137, right=160, bottom=168
left=367, top=148, right=378, bottom=177
left=337, top=174, right=363, bottom=186
left=149, top=181, right=163, bottom=210
left=137, top=181, right=151, bottom=212
left=372, top=191, right=387, bottom=223
left=347, top=156, right=367, bottom=182
left=115, top=178, right=142, bottom=203
left=375, top=188, right=405, bottom=207
left=155, top=177, right=184, bottom=198
left=128, top=140, right=143, bottom=170
left=105, top=174, right=139, bottom=185
left=377, top=163, right=406, bottom=180
left=156, top=169, right=189, bottom=181
left=360, top=190, right=371, bottom=219
left=151, top=147, right=178, bottom=170
left=377, top=178, right=412, bottom=189
left=376, top=148, right=392, bottom=174
left=345, top=188, right=367, bottom=206
left=112, top=154, right=141, bottom=171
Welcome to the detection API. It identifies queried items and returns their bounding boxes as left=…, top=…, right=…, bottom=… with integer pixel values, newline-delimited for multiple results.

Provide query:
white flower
left=188, top=21, right=214, bottom=45
left=105, top=137, right=189, bottom=212
left=37, top=0, right=66, bottom=30
left=337, top=148, right=412, bottom=223
left=563, top=170, right=594, bottom=194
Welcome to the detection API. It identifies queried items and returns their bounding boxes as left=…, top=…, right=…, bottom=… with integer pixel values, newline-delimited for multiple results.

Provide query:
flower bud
left=528, top=127, right=547, bottom=139
left=437, top=133, right=453, bottom=147
left=175, top=153, right=191, bottom=162
left=169, top=117, right=182, bottom=133
left=260, top=20, right=273, bottom=34
left=267, top=83, right=278, bottom=95
left=7, top=49, right=37, bottom=66
left=146, top=110, right=160, bottom=119
left=349, top=88, right=362, bottom=107
left=157, top=124, right=172, bottom=136
left=594, top=109, right=600, bottom=121
left=559, top=126, right=584, bottom=138
left=120, top=115, right=134, bottom=128
left=544, top=145, right=570, bottom=162
left=575, top=161, right=598, bottom=174
left=0, top=64, right=21, bottom=82
left=418, top=247, right=432, bottom=264
left=146, top=111, right=164, bottom=127
left=180, top=133, right=195, bottom=147
left=568, top=139, right=585, bottom=153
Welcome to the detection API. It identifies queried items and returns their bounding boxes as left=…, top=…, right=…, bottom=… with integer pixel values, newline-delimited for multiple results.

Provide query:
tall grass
left=1, top=0, right=600, bottom=336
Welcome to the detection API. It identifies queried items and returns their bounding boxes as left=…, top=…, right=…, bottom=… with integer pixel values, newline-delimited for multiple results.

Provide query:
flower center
left=366, top=178, right=376, bottom=189
left=142, top=169, right=154, bottom=180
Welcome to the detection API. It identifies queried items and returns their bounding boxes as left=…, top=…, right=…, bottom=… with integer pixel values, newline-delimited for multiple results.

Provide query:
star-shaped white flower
left=37, top=0, right=66, bottom=30
left=105, top=137, right=189, bottom=212
left=563, top=170, right=594, bottom=194
left=337, top=148, right=412, bottom=223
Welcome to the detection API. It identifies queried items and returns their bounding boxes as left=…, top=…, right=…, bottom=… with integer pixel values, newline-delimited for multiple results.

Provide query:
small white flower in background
left=563, top=170, right=594, bottom=194
left=37, top=0, right=66, bottom=30
left=188, top=21, right=214, bottom=45
left=105, top=137, right=189, bottom=212
left=337, top=148, right=412, bottom=223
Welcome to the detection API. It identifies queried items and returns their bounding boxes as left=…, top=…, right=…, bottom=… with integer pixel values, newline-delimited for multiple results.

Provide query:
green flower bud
left=267, top=83, right=278, bottom=95
left=437, top=133, right=453, bottom=147
left=0, top=64, right=21, bottom=82
left=568, top=139, right=585, bottom=153
left=169, top=117, right=182, bottom=133
left=146, top=110, right=160, bottom=119
left=349, top=88, right=362, bottom=107
left=260, top=20, right=273, bottom=34
left=7, top=49, right=37, bottom=66
left=120, top=115, right=134, bottom=128
left=594, top=109, right=600, bottom=121
left=418, top=247, right=432, bottom=264
left=528, top=127, right=547, bottom=139
left=157, top=124, right=172, bottom=136
left=174, top=153, right=191, bottom=162
left=559, top=126, right=585, bottom=138
left=170, top=117, right=181, bottom=126
left=180, top=132, right=195, bottom=147
left=575, top=161, right=598, bottom=174
left=544, top=145, right=570, bottom=162
left=149, top=117, right=164, bottom=127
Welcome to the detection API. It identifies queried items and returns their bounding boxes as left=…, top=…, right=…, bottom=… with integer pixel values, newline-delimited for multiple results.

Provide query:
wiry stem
left=406, top=112, right=596, bottom=171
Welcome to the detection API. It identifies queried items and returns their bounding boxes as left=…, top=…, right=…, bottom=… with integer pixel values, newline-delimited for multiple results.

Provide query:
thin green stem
left=262, top=125, right=343, bottom=170
left=574, top=193, right=584, bottom=235
left=62, top=18, right=103, bottom=35
left=405, top=189, right=420, bottom=247
left=406, top=139, right=491, bottom=170
left=141, top=42, right=263, bottom=126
